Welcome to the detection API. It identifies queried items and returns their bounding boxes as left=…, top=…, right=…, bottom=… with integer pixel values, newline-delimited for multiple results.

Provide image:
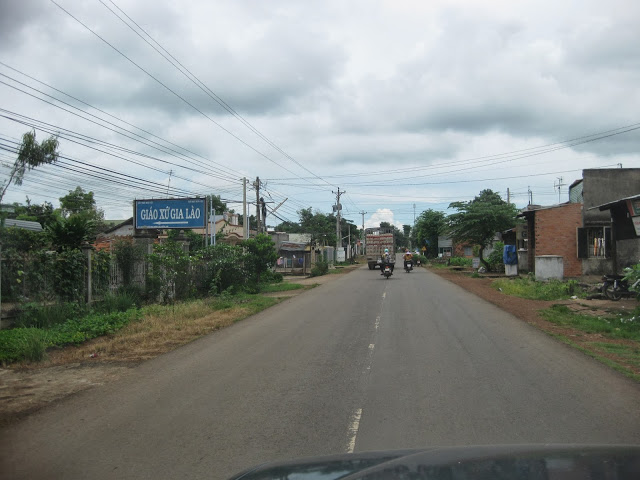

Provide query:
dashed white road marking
left=375, top=316, right=380, bottom=331
left=382, top=292, right=386, bottom=299
left=346, top=408, right=362, bottom=453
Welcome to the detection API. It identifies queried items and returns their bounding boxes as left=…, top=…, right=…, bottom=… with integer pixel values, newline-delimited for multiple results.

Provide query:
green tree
left=242, top=233, right=277, bottom=288
left=0, top=130, right=60, bottom=204
left=11, top=197, right=58, bottom=228
left=447, top=189, right=517, bottom=271
left=46, top=215, right=96, bottom=252
left=413, top=209, right=446, bottom=258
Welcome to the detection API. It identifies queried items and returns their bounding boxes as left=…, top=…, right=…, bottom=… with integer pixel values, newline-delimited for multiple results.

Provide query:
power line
left=100, top=0, right=335, bottom=189
left=48, top=0, right=330, bottom=187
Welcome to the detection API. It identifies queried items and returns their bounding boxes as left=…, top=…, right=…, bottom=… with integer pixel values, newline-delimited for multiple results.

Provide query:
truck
left=365, top=227, right=396, bottom=270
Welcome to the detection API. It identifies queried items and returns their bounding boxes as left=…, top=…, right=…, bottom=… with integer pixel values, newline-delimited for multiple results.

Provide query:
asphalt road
left=2, top=265, right=640, bottom=479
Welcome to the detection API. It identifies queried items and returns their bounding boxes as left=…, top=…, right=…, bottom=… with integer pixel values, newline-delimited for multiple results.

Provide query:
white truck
left=365, top=227, right=396, bottom=270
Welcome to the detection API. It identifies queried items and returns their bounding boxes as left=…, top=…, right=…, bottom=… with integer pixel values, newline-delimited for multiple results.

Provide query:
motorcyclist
left=403, top=249, right=413, bottom=270
left=380, top=248, right=393, bottom=275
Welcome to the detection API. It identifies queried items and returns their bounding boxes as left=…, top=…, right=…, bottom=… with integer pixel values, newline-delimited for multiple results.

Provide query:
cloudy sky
left=1, top=0, right=639, bottom=229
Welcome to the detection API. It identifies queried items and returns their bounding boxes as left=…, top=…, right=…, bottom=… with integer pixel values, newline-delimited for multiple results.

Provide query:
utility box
left=535, top=255, right=563, bottom=281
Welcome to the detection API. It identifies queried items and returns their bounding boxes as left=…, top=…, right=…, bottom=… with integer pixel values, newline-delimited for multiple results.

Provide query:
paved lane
left=1, top=265, right=639, bottom=479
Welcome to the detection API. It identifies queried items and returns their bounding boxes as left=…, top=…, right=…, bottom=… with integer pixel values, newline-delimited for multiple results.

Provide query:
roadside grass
left=541, top=304, right=640, bottom=381
left=588, top=342, right=640, bottom=369
left=0, top=309, right=142, bottom=364
left=260, top=282, right=305, bottom=293
left=426, top=262, right=449, bottom=269
left=541, top=305, right=640, bottom=340
left=1, top=292, right=283, bottom=367
left=492, top=277, right=583, bottom=300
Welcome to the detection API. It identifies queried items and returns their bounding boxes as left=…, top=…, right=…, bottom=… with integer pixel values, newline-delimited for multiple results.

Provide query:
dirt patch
left=0, top=266, right=361, bottom=427
left=429, top=267, right=640, bottom=379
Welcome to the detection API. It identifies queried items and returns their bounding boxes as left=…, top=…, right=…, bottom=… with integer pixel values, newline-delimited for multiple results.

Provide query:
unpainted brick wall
left=534, top=203, right=583, bottom=277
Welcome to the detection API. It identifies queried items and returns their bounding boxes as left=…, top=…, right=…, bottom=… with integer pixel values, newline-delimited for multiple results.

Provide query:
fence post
left=82, top=243, right=93, bottom=305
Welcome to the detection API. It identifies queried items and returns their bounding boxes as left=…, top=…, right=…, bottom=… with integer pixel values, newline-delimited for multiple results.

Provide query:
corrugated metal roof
left=589, top=193, right=640, bottom=211
left=3, top=218, right=43, bottom=231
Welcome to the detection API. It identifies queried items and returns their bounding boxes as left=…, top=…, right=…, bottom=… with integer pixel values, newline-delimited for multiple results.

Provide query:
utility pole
left=253, top=176, right=261, bottom=234
left=413, top=203, right=416, bottom=225
left=528, top=186, right=533, bottom=205
left=359, top=210, right=367, bottom=254
left=332, top=187, right=344, bottom=261
left=554, top=176, right=565, bottom=203
left=243, top=177, right=248, bottom=239
left=507, top=188, right=510, bottom=204
left=167, top=169, right=173, bottom=195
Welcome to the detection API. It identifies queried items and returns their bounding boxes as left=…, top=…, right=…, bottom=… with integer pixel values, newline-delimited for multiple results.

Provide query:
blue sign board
left=135, top=198, right=207, bottom=229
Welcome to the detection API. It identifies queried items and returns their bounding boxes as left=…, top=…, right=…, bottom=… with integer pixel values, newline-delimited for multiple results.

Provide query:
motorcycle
left=404, top=260, right=413, bottom=273
left=602, top=274, right=640, bottom=301
left=382, top=264, right=393, bottom=279
left=415, top=258, right=421, bottom=267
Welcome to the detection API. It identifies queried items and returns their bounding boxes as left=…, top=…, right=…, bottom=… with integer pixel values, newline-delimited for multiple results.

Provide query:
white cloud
left=0, top=0, right=639, bottom=226
left=365, top=208, right=404, bottom=230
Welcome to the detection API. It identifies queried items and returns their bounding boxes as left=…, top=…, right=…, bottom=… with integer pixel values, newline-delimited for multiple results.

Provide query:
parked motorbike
left=602, top=274, right=640, bottom=301
left=415, top=258, right=421, bottom=267
left=404, top=260, right=413, bottom=273
left=382, top=264, right=393, bottom=279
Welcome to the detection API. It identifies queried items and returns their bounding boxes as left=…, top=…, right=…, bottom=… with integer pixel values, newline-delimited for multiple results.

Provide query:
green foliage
left=0, top=309, right=141, bottom=364
left=260, top=270, right=283, bottom=284
left=46, top=214, right=96, bottom=251
left=0, top=130, right=60, bottom=204
left=492, top=277, right=584, bottom=301
left=146, top=240, right=191, bottom=303
left=10, top=198, right=58, bottom=229
left=53, top=248, right=86, bottom=302
left=623, top=262, right=640, bottom=297
left=59, top=186, right=97, bottom=217
left=542, top=305, right=640, bottom=340
left=195, top=243, right=246, bottom=296
left=16, top=302, right=85, bottom=329
left=412, top=209, right=446, bottom=258
left=448, top=257, right=472, bottom=267
left=242, top=234, right=278, bottom=286
left=260, top=283, right=304, bottom=293
left=112, top=239, right=144, bottom=287
left=448, top=190, right=517, bottom=269
left=95, top=289, right=141, bottom=314
left=310, top=260, right=329, bottom=277
left=486, top=241, right=505, bottom=272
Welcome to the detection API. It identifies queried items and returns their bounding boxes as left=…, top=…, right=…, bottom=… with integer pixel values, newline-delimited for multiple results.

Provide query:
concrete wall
left=617, top=239, right=640, bottom=272
left=534, top=203, right=583, bottom=277
left=583, top=168, right=640, bottom=225
left=535, top=256, right=564, bottom=281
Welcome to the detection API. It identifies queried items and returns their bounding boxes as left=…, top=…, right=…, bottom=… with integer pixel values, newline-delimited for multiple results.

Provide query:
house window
left=577, top=226, right=611, bottom=259
left=463, top=246, right=473, bottom=256
left=439, top=247, right=452, bottom=257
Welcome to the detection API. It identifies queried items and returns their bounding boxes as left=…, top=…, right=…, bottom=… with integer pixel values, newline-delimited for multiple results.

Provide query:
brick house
left=518, top=168, right=640, bottom=278
left=519, top=203, right=583, bottom=277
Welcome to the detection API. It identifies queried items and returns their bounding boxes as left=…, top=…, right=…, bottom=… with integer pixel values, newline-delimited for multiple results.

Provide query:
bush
left=486, top=241, right=505, bottom=272
left=16, top=302, right=86, bottom=329
left=448, top=257, right=472, bottom=267
left=260, top=270, right=283, bottom=284
left=95, top=288, right=141, bottom=314
left=310, top=260, right=329, bottom=277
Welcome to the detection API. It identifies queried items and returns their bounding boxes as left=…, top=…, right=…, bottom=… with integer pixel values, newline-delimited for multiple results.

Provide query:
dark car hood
left=230, top=444, right=640, bottom=480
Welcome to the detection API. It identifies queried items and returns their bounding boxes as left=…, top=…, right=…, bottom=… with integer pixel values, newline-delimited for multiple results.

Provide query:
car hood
left=229, top=444, right=640, bottom=480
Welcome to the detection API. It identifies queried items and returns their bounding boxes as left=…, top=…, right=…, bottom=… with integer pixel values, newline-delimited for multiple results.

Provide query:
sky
left=0, top=0, right=639, bottom=230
